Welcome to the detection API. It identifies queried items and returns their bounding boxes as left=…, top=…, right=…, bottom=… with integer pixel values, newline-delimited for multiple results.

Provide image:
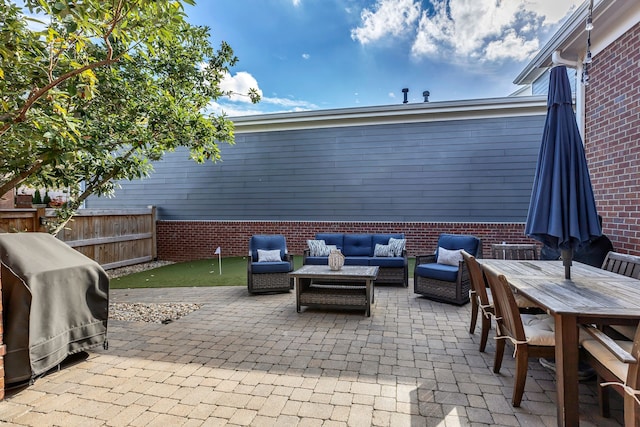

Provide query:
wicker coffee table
left=290, top=265, right=379, bottom=317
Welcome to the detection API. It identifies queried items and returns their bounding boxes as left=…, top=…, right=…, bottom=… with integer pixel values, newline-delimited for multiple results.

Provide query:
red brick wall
left=157, top=220, right=535, bottom=261
left=585, top=22, right=640, bottom=255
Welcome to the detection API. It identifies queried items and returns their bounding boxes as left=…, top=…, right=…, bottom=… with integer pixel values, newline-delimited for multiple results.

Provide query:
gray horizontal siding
left=86, top=115, right=545, bottom=221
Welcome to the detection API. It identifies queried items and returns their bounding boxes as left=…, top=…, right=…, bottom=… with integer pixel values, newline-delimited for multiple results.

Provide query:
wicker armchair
left=414, top=234, right=482, bottom=305
left=247, top=235, right=294, bottom=294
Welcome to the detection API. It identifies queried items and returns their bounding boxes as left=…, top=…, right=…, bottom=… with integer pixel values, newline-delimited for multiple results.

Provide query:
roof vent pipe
left=402, top=88, right=408, bottom=104
left=422, top=91, right=430, bottom=102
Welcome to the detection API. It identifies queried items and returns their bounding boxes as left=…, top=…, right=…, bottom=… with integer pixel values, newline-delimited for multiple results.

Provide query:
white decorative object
left=328, top=249, right=345, bottom=271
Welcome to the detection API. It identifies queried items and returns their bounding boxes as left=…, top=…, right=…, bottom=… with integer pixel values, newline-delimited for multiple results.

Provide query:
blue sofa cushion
left=415, top=263, right=459, bottom=282
left=316, top=233, right=344, bottom=250
left=369, top=257, right=405, bottom=268
left=344, top=256, right=370, bottom=266
left=436, top=234, right=480, bottom=258
left=343, top=234, right=372, bottom=256
left=304, top=256, right=328, bottom=265
left=251, top=261, right=292, bottom=274
left=250, top=235, right=287, bottom=262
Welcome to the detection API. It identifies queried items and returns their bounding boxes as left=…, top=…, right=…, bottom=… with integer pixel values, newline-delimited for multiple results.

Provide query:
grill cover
left=0, top=233, right=109, bottom=384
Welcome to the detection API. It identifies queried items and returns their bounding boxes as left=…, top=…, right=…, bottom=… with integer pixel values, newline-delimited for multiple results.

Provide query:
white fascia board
left=232, top=96, right=547, bottom=133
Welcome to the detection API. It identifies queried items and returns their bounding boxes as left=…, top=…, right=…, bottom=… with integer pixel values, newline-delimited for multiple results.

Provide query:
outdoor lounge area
left=0, top=282, right=626, bottom=426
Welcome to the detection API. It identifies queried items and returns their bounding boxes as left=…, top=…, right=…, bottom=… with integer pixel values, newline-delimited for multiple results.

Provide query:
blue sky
left=185, top=0, right=583, bottom=116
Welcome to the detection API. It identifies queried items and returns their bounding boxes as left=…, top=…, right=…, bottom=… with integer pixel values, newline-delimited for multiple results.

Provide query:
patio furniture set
left=248, top=233, right=640, bottom=425
left=247, top=232, right=484, bottom=314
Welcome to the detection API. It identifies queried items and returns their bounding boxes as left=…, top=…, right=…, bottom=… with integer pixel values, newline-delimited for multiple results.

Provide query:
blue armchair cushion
left=436, top=234, right=480, bottom=258
left=343, top=234, right=372, bottom=256
left=250, top=235, right=287, bottom=262
left=251, top=261, right=292, bottom=274
left=415, top=263, right=459, bottom=282
left=316, top=233, right=344, bottom=250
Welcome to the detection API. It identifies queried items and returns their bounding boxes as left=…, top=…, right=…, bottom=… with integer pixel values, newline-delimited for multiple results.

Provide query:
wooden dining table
left=482, top=259, right=640, bottom=427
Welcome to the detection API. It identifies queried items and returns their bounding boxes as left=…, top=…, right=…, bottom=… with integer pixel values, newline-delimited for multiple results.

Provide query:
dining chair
left=490, top=244, right=541, bottom=311
left=481, top=263, right=556, bottom=407
left=491, top=243, right=538, bottom=260
left=461, top=250, right=493, bottom=352
left=601, top=251, right=640, bottom=341
left=581, top=324, right=640, bottom=425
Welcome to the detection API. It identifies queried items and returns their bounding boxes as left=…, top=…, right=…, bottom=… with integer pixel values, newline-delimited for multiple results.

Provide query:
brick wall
left=585, top=21, right=640, bottom=255
left=157, top=220, right=534, bottom=261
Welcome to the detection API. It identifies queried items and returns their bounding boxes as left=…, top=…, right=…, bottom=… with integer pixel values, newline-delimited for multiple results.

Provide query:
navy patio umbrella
left=525, top=65, right=601, bottom=279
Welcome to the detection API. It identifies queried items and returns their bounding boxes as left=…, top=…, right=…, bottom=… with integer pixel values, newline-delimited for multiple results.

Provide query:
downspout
left=551, top=50, right=585, bottom=140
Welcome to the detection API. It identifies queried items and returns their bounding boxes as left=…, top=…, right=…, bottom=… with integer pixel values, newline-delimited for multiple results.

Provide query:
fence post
left=35, top=207, right=47, bottom=232
left=149, top=205, right=157, bottom=260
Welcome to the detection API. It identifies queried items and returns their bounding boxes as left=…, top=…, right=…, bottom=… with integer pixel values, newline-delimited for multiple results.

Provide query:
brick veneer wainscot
left=157, top=220, right=534, bottom=262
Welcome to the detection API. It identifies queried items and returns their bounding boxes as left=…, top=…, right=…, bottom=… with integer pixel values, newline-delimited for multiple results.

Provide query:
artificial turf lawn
left=109, top=256, right=301, bottom=289
left=109, top=256, right=415, bottom=289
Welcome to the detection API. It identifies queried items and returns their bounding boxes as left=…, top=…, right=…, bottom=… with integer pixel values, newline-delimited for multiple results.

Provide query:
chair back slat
left=491, top=244, right=538, bottom=261
left=601, top=251, right=640, bottom=280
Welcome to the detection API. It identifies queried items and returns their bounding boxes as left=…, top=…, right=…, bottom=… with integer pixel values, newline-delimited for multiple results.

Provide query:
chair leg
left=512, top=346, right=528, bottom=407
left=493, top=337, right=505, bottom=373
left=470, top=296, right=479, bottom=334
left=479, top=314, right=490, bottom=352
left=624, top=388, right=640, bottom=427
left=597, top=374, right=610, bottom=418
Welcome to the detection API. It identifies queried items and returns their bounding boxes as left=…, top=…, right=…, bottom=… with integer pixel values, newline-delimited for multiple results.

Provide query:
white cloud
left=526, top=0, right=581, bottom=24
left=350, top=0, right=421, bottom=44
left=261, top=96, right=318, bottom=110
left=219, top=71, right=263, bottom=103
left=302, top=53, right=310, bottom=60
left=388, top=92, right=396, bottom=98
left=212, top=71, right=318, bottom=116
left=484, top=29, right=540, bottom=62
left=352, top=0, right=582, bottom=63
left=292, top=0, right=301, bottom=6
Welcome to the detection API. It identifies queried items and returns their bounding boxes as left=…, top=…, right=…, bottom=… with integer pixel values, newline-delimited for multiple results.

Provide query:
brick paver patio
left=0, top=283, right=625, bottom=426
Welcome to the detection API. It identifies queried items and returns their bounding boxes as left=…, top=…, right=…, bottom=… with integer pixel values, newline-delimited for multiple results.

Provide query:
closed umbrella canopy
left=525, top=65, right=601, bottom=279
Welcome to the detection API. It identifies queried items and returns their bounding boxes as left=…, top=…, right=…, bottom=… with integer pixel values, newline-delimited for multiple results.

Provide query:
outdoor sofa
left=303, top=233, right=408, bottom=287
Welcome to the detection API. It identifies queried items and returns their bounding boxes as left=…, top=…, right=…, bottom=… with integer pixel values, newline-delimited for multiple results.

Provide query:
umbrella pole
left=561, top=248, right=573, bottom=280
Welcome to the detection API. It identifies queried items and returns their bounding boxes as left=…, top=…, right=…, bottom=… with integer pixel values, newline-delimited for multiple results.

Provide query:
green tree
left=0, top=0, right=259, bottom=234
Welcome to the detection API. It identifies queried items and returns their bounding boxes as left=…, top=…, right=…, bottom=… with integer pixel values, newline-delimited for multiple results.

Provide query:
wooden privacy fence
left=0, top=206, right=156, bottom=270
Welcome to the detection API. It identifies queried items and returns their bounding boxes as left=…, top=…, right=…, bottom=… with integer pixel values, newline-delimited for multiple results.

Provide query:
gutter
left=232, top=96, right=548, bottom=133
